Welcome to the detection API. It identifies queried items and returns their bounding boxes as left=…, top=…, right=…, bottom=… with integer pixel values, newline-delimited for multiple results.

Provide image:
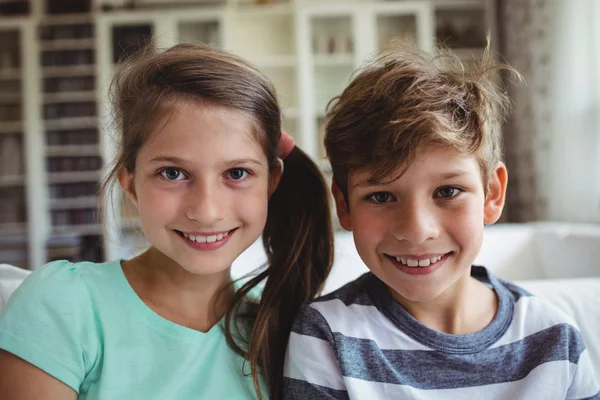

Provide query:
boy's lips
left=385, top=252, right=452, bottom=275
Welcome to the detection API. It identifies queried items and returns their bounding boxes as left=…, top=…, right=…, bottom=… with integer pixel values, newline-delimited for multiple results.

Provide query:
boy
left=283, top=46, right=599, bottom=399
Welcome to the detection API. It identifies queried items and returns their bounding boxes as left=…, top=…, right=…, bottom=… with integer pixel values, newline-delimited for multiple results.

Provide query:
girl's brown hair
left=325, top=43, right=521, bottom=197
left=101, top=43, right=334, bottom=400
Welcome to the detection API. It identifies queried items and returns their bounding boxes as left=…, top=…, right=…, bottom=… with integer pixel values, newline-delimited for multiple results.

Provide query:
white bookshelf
left=0, top=0, right=494, bottom=268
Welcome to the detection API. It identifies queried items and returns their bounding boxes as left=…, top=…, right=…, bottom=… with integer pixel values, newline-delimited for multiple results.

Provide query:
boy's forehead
left=346, top=147, right=483, bottom=189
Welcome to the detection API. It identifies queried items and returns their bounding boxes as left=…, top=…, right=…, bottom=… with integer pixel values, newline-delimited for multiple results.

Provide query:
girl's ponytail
left=225, top=143, right=334, bottom=400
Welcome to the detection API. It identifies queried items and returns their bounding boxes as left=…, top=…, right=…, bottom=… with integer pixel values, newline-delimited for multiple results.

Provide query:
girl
left=0, top=43, right=333, bottom=400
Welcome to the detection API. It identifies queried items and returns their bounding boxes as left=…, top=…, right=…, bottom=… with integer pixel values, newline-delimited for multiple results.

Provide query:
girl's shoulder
left=4, top=259, right=123, bottom=312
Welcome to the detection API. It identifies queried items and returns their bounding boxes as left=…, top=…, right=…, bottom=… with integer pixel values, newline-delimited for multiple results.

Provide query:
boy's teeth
left=395, top=255, right=443, bottom=267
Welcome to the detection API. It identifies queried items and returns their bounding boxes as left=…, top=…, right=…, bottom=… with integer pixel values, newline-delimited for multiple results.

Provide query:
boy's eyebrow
left=149, top=156, right=263, bottom=167
left=352, top=169, right=470, bottom=188
left=438, top=170, right=469, bottom=180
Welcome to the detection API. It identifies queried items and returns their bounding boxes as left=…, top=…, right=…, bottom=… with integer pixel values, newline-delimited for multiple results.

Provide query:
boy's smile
left=333, top=145, right=507, bottom=309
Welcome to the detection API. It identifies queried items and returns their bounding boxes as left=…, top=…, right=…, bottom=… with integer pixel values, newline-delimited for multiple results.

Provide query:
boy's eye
left=368, top=192, right=393, bottom=203
left=160, top=168, right=186, bottom=181
left=435, top=186, right=460, bottom=199
left=227, top=168, right=249, bottom=180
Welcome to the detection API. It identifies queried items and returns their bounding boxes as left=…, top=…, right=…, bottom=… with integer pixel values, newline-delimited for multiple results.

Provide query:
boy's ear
left=118, top=169, right=138, bottom=208
left=268, top=158, right=283, bottom=197
left=332, top=181, right=352, bottom=231
left=484, top=162, right=508, bottom=225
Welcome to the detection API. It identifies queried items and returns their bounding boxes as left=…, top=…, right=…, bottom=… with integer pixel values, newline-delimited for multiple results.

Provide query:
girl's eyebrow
left=149, top=156, right=187, bottom=164
left=148, top=156, right=264, bottom=167
left=224, top=158, right=264, bottom=167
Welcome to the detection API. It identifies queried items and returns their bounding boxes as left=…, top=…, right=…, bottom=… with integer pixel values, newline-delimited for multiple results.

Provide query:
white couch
left=2, top=222, right=599, bottom=378
left=233, top=222, right=600, bottom=378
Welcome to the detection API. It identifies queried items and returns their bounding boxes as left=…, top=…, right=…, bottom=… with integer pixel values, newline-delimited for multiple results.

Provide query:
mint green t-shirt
left=0, top=260, right=262, bottom=399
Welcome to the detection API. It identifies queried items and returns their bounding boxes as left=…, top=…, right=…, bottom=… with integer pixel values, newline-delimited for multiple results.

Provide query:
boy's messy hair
left=325, top=42, right=521, bottom=197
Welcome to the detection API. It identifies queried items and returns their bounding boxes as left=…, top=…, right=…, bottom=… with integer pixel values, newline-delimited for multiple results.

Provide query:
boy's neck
left=390, top=275, right=498, bottom=335
left=121, top=247, right=234, bottom=332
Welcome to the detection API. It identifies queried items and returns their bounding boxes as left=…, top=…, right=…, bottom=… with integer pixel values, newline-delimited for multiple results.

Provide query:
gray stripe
left=314, top=273, right=374, bottom=306
left=283, top=377, right=349, bottom=400
left=332, top=323, right=585, bottom=389
left=578, top=393, right=600, bottom=400
left=292, top=304, right=333, bottom=343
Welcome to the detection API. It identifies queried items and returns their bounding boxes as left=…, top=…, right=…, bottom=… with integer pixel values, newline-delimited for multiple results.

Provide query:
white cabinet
left=0, top=0, right=494, bottom=267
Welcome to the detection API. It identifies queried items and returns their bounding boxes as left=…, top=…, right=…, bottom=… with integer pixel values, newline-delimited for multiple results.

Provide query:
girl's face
left=119, top=102, right=278, bottom=277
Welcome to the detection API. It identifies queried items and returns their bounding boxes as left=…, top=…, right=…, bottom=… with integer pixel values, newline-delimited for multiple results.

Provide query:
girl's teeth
left=196, top=235, right=207, bottom=243
left=182, top=231, right=230, bottom=243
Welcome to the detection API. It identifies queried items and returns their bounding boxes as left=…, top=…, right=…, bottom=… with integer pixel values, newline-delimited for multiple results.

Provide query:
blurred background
left=0, top=0, right=598, bottom=270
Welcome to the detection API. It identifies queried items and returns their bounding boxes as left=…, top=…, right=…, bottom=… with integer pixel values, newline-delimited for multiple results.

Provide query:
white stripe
left=284, top=332, right=346, bottom=391
left=343, top=360, right=577, bottom=399
left=310, top=300, right=431, bottom=351
left=490, top=295, right=578, bottom=349
left=567, top=349, right=600, bottom=399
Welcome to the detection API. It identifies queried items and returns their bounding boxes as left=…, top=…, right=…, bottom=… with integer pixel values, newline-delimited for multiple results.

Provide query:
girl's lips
left=175, top=228, right=237, bottom=251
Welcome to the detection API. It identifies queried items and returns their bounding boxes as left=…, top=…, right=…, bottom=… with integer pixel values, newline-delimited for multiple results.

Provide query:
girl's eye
left=227, top=168, right=249, bottom=181
left=368, top=192, right=393, bottom=203
left=160, top=168, right=185, bottom=181
left=435, top=186, right=461, bottom=199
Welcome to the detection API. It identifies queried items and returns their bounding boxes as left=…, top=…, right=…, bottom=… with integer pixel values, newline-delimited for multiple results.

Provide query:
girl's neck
left=122, top=247, right=234, bottom=332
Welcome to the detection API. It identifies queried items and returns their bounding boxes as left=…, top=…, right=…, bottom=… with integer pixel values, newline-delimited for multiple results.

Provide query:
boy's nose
left=185, top=183, right=225, bottom=224
left=392, top=203, right=440, bottom=245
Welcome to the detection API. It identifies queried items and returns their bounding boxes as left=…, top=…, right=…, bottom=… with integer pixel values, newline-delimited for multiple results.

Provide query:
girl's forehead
left=138, top=103, right=267, bottom=164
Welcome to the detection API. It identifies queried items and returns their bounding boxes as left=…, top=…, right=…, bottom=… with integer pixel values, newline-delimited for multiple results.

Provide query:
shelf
left=0, top=69, right=21, bottom=80
left=40, top=38, right=95, bottom=51
left=46, top=144, right=100, bottom=157
left=53, top=224, right=102, bottom=235
left=451, top=47, right=485, bottom=60
left=0, top=93, right=21, bottom=102
left=314, top=53, right=354, bottom=67
left=42, top=65, right=95, bottom=77
left=44, top=91, right=96, bottom=104
left=41, top=13, right=94, bottom=25
left=0, top=121, right=22, bottom=133
left=253, top=55, right=297, bottom=69
left=0, top=223, right=27, bottom=235
left=47, top=170, right=101, bottom=184
left=44, top=116, right=98, bottom=130
left=0, top=175, right=24, bottom=187
left=49, top=196, right=98, bottom=210
left=283, top=107, right=299, bottom=119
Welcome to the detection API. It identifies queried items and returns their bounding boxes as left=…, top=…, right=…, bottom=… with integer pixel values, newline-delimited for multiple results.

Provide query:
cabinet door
left=298, top=8, right=358, bottom=166
left=0, top=26, right=28, bottom=268
left=372, top=2, right=434, bottom=54
left=225, top=7, right=299, bottom=145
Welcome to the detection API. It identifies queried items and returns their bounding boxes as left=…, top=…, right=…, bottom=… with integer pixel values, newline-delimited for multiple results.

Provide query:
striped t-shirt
left=283, top=267, right=600, bottom=399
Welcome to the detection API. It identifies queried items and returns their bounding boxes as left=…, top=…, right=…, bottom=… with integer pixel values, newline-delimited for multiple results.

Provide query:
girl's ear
left=332, top=181, right=352, bottom=231
left=268, top=158, right=283, bottom=197
left=484, top=162, right=508, bottom=225
left=118, top=169, right=138, bottom=208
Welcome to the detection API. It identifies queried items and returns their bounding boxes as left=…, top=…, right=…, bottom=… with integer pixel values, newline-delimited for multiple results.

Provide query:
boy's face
left=333, top=145, right=507, bottom=304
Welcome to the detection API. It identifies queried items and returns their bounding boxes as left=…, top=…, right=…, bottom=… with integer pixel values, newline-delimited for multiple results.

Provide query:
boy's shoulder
left=292, top=273, right=384, bottom=338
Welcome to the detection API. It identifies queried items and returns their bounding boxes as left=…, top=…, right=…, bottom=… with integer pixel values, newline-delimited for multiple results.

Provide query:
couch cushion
left=0, top=264, right=31, bottom=311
